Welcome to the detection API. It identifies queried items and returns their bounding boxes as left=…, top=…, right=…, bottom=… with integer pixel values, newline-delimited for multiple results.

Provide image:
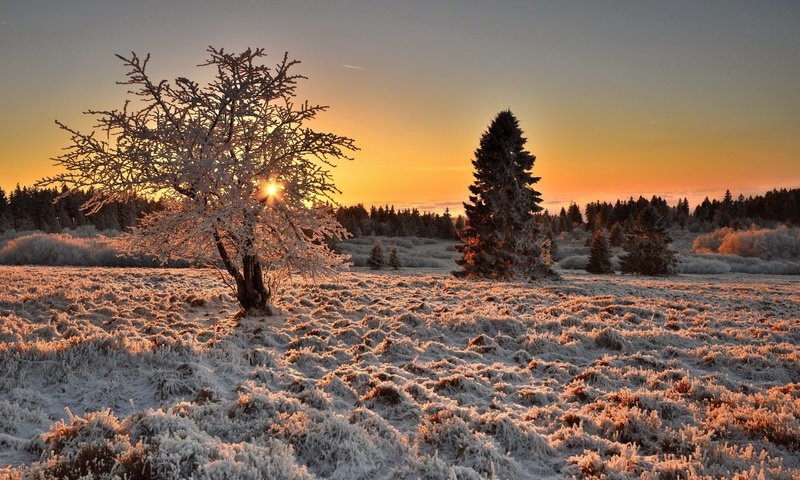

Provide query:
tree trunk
left=236, top=254, right=273, bottom=316
left=214, top=227, right=273, bottom=317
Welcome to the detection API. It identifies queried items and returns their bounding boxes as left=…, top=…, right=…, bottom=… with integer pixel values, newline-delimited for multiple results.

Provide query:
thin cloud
left=343, top=64, right=365, bottom=70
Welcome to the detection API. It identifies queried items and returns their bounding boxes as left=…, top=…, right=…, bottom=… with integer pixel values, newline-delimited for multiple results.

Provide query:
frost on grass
left=0, top=267, right=798, bottom=479
left=0, top=231, right=186, bottom=267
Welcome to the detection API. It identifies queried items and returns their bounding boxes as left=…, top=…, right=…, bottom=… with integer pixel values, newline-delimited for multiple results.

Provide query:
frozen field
left=0, top=266, right=798, bottom=479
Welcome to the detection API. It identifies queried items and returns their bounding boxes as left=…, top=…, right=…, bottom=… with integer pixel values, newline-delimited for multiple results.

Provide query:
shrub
left=693, top=225, right=800, bottom=260
left=558, top=255, right=589, bottom=270
left=0, top=232, right=188, bottom=267
left=676, top=255, right=731, bottom=274
left=676, top=253, right=800, bottom=275
left=0, top=233, right=121, bottom=266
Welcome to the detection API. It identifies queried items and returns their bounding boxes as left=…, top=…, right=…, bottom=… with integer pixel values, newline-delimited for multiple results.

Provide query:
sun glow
left=259, top=179, right=283, bottom=201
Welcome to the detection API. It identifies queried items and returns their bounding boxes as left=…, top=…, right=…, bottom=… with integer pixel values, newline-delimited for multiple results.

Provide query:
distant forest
left=334, top=205, right=460, bottom=239
left=0, top=184, right=797, bottom=238
left=0, top=185, right=161, bottom=233
left=538, top=188, right=800, bottom=238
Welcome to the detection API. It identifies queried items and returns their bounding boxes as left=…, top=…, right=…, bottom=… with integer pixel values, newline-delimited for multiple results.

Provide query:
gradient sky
left=1, top=1, right=798, bottom=213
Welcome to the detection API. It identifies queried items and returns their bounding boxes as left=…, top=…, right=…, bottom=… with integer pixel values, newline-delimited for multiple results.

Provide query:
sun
left=265, top=181, right=278, bottom=197
left=260, top=179, right=283, bottom=201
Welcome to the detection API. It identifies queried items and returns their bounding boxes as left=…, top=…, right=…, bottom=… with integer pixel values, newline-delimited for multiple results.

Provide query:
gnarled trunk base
left=235, top=254, right=273, bottom=316
left=213, top=228, right=273, bottom=317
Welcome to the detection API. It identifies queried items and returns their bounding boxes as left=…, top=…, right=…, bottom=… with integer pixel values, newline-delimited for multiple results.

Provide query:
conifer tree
left=715, top=189, right=733, bottom=227
left=367, top=241, right=385, bottom=270
left=567, top=203, right=583, bottom=226
left=586, top=230, right=613, bottom=274
left=388, top=245, right=401, bottom=270
left=558, top=207, right=570, bottom=232
left=455, top=110, right=553, bottom=279
left=676, top=198, right=690, bottom=228
left=454, top=215, right=466, bottom=236
left=0, top=188, right=10, bottom=232
left=609, top=222, right=624, bottom=247
left=620, top=206, right=677, bottom=276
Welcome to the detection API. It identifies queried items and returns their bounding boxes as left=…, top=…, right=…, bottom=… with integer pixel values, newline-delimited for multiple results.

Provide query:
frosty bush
left=551, top=244, right=589, bottom=262
left=678, top=253, right=800, bottom=275
left=693, top=226, right=800, bottom=260
left=0, top=233, right=116, bottom=266
left=676, top=255, right=731, bottom=274
left=0, top=232, right=188, bottom=267
left=558, top=255, right=589, bottom=270
left=691, top=227, right=731, bottom=253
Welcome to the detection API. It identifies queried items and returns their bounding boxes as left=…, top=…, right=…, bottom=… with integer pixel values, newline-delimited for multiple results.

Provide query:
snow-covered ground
left=1, top=266, right=798, bottom=479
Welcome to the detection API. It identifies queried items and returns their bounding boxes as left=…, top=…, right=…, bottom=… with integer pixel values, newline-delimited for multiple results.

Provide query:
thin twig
left=206, top=258, right=238, bottom=298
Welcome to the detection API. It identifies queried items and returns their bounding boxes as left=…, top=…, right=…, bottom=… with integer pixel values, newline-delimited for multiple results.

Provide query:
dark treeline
left=0, top=183, right=462, bottom=240
left=692, top=188, right=800, bottom=228
left=0, top=185, right=161, bottom=233
left=536, top=196, right=688, bottom=243
left=2, top=183, right=796, bottom=239
left=335, top=204, right=461, bottom=240
left=536, top=188, right=799, bottom=240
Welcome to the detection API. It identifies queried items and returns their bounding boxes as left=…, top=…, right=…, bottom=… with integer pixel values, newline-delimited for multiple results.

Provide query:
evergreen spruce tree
left=367, top=241, right=385, bottom=270
left=454, top=215, right=466, bottom=236
left=388, top=245, right=401, bottom=270
left=558, top=207, right=570, bottom=232
left=0, top=188, right=10, bottom=232
left=586, top=230, right=613, bottom=274
left=455, top=110, right=554, bottom=279
left=620, top=206, right=677, bottom=276
left=439, top=208, right=457, bottom=239
left=676, top=198, right=690, bottom=228
left=546, top=227, right=559, bottom=258
left=567, top=203, right=583, bottom=227
left=609, top=222, right=624, bottom=247
left=715, top=189, right=733, bottom=227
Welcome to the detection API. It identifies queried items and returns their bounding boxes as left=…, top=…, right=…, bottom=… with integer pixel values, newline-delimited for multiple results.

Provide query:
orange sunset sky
left=1, top=1, right=798, bottom=214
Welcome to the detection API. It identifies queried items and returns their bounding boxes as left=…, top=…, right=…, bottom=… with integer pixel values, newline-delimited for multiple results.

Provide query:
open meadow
left=2, top=2, right=799, bottom=478
left=1, top=265, right=797, bottom=479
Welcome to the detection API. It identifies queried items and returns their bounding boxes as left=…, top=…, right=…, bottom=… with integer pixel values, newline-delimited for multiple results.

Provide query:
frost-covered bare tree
left=42, top=47, right=356, bottom=316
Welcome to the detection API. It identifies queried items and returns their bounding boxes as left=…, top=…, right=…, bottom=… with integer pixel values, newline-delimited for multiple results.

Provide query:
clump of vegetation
left=693, top=225, right=800, bottom=260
